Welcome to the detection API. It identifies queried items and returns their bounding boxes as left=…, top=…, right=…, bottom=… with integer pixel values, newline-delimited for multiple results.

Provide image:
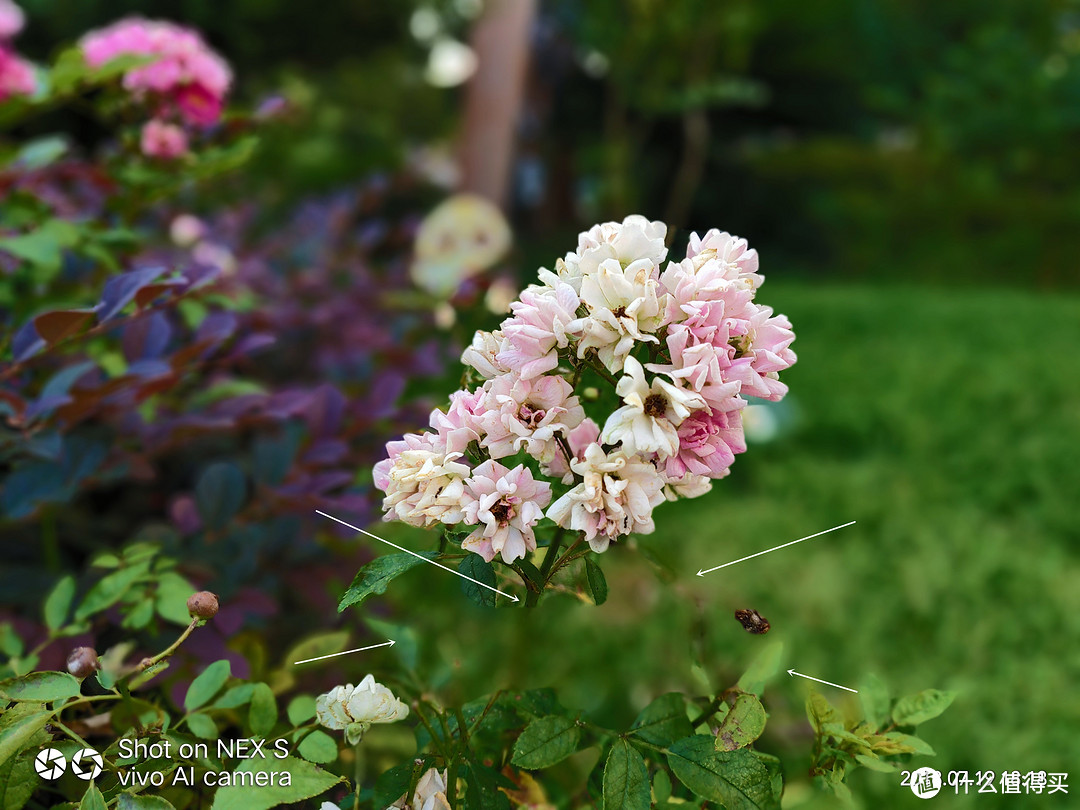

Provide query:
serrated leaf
left=511, top=716, right=581, bottom=769
left=891, top=690, right=956, bottom=727
left=604, top=739, right=650, bottom=810
left=585, top=557, right=608, bottom=606
left=154, top=571, right=196, bottom=625
left=879, top=731, right=936, bottom=756
left=667, top=735, right=779, bottom=810
left=297, top=730, right=338, bottom=764
left=0, top=746, right=39, bottom=809
left=373, top=762, right=415, bottom=810
left=459, top=554, right=497, bottom=607
left=630, top=693, right=693, bottom=747
left=212, top=684, right=255, bottom=710
left=194, top=462, right=247, bottom=530
left=337, top=552, right=437, bottom=612
left=465, top=758, right=513, bottom=810
left=79, top=783, right=107, bottom=810
left=0, top=671, right=80, bottom=702
left=737, top=640, right=784, bottom=696
left=716, top=693, right=767, bottom=751
left=184, top=660, right=231, bottom=711
left=43, top=575, right=76, bottom=631
left=249, top=683, right=277, bottom=737
left=0, top=711, right=51, bottom=768
left=210, top=756, right=342, bottom=810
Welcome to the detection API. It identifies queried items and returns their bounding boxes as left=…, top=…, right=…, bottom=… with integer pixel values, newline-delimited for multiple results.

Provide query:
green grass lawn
left=373, top=280, right=1080, bottom=808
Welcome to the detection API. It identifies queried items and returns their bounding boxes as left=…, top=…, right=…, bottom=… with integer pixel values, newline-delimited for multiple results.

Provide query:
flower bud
left=186, top=591, right=219, bottom=620
left=66, top=647, right=100, bottom=679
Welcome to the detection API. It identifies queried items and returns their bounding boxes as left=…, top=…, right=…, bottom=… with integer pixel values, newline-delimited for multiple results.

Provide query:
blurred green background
left=11, top=0, right=1080, bottom=807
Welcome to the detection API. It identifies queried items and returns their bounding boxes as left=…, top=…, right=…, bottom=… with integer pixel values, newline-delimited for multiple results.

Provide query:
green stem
left=691, top=696, right=724, bottom=728
left=539, top=528, right=566, bottom=579
left=124, top=618, right=198, bottom=680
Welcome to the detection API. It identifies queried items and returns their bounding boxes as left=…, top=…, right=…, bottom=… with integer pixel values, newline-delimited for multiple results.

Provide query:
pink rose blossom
left=541, top=417, right=600, bottom=483
left=461, top=460, right=551, bottom=563
left=665, top=407, right=747, bottom=480
left=428, top=388, right=485, bottom=454
left=497, top=281, right=579, bottom=380
left=373, top=432, right=470, bottom=528
left=140, top=118, right=188, bottom=158
left=479, top=373, right=584, bottom=463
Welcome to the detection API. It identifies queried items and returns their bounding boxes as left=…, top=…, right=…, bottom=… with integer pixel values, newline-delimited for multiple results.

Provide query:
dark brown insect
left=734, top=608, right=771, bottom=634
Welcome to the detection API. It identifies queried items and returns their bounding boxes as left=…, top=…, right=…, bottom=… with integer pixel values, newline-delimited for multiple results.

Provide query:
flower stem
left=124, top=617, right=199, bottom=680
left=539, top=528, right=565, bottom=579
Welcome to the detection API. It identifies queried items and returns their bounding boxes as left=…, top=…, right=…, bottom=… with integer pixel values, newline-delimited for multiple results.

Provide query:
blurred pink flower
left=0, top=46, right=34, bottom=101
left=0, top=0, right=24, bottom=40
left=80, top=18, right=231, bottom=126
left=140, top=118, right=188, bottom=158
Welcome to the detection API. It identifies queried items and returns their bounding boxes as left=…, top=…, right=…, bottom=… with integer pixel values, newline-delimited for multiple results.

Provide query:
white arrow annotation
left=294, top=640, right=396, bottom=666
left=787, top=668, right=858, bottom=693
left=696, top=520, right=856, bottom=576
left=315, top=509, right=520, bottom=602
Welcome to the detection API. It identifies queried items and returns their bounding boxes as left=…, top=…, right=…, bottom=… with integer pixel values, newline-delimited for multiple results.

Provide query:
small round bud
left=66, top=647, right=100, bottom=679
left=186, top=591, right=219, bottom=620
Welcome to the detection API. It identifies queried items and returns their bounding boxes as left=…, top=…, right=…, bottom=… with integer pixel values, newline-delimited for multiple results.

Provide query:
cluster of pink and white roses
left=374, top=216, right=796, bottom=563
left=79, top=18, right=232, bottom=159
left=0, top=0, right=35, bottom=102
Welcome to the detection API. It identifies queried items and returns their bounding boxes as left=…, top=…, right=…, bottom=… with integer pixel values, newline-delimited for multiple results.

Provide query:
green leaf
left=630, top=693, right=693, bottom=747
left=284, top=632, right=351, bottom=668
left=805, top=693, right=841, bottom=734
left=855, top=753, right=898, bottom=772
left=211, top=684, right=255, bottom=710
left=652, top=769, right=672, bottom=803
left=603, top=739, right=650, bottom=810
left=511, top=716, right=581, bottom=769
left=186, top=712, right=218, bottom=740
left=184, top=660, right=231, bottom=711
left=79, top=784, right=107, bottom=810
left=0, top=671, right=80, bottom=702
left=75, top=563, right=150, bottom=620
left=43, top=575, right=76, bottom=631
left=715, top=693, right=767, bottom=751
left=465, top=759, right=512, bottom=810
left=585, top=557, right=608, bottom=606
left=249, top=683, right=277, bottom=737
left=891, top=690, right=956, bottom=727
left=0, top=710, right=50, bottom=768
left=877, top=732, right=936, bottom=756
left=0, top=747, right=38, bottom=810
left=287, top=695, right=317, bottom=725
left=667, top=736, right=780, bottom=810
left=155, top=572, right=197, bottom=625
left=195, top=462, right=248, bottom=529
left=297, top=730, right=338, bottom=764
left=210, top=756, right=342, bottom=810
left=118, top=793, right=178, bottom=809
left=459, top=554, right=496, bottom=607
left=736, top=640, right=784, bottom=696
left=857, top=674, right=890, bottom=728
left=337, top=552, right=437, bottom=612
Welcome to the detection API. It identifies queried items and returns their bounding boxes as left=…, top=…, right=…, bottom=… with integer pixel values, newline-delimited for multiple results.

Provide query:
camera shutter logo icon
left=34, top=748, right=67, bottom=780
left=70, top=748, right=103, bottom=780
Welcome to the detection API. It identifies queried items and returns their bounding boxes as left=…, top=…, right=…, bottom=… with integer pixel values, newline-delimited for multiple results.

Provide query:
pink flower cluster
left=80, top=17, right=232, bottom=158
left=0, top=0, right=34, bottom=103
left=374, top=216, right=796, bottom=562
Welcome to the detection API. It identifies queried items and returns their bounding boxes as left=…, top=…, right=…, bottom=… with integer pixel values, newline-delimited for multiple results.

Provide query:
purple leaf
left=195, top=311, right=238, bottom=345
left=98, top=266, right=167, bottom=322
left=12, top=321, right=45, bottom=362
left=122, top=311, right=172, bottom=361
left=34, top=307, right=98, bottom=345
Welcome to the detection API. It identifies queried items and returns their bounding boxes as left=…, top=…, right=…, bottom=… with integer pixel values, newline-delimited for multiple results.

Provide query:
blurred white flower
left=411, top=193, right=511, bottom=297
left=425, top=37, right=477, bottom=88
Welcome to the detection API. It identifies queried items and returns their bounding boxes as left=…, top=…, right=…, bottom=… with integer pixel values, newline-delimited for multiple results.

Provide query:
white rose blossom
left=316, top=675, right=409, bottom=744
left=601, top=357, right=705, bottom=457
left=387, top=767, right=451, bottom=810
